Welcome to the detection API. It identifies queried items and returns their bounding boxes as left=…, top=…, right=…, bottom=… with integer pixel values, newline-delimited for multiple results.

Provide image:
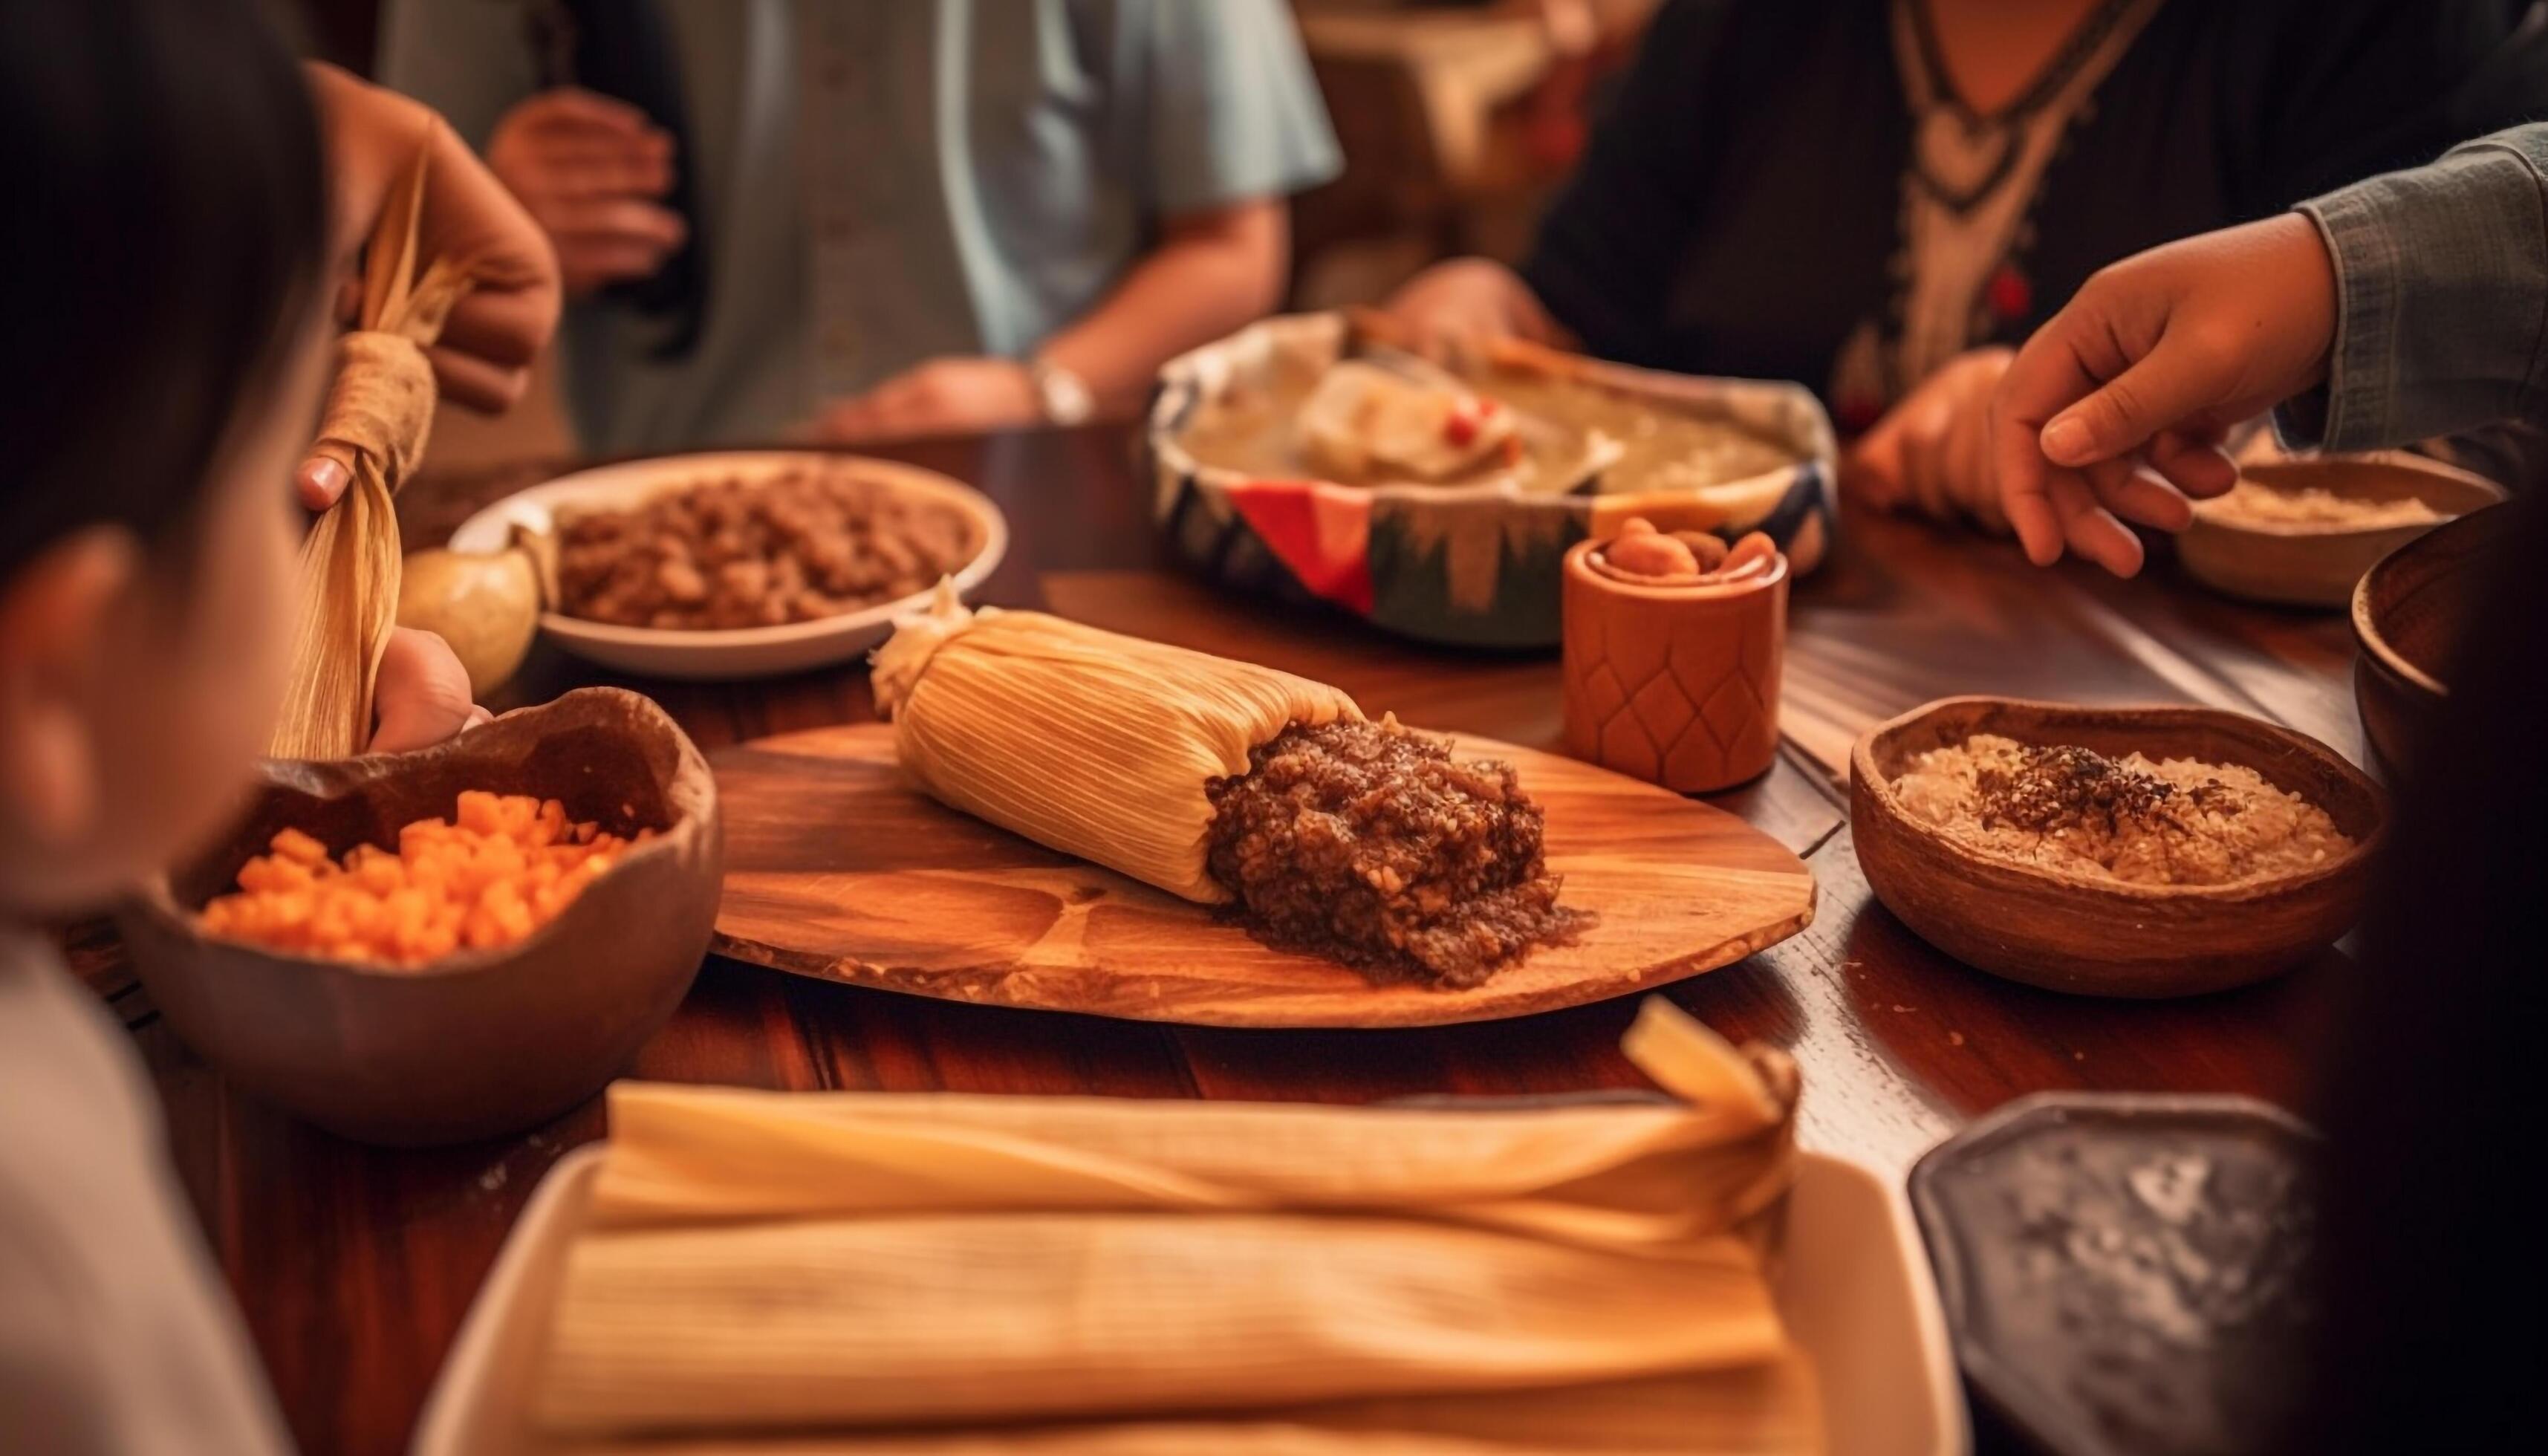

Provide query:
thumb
left=2037, top=349, right=2219, bottom=469
left=296, top=456, right=349, bottom=511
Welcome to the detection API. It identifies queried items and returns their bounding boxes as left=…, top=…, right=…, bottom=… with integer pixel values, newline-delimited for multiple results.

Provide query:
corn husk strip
left=871, top=586, right=1359, bottom=901
left=536, top=1004, right=1813, bottom=1448
left=539, top=1214, right=1784, bottom=1437
left=587, top=1003, right=1794, bottom=1255
left=268, top=126, right=475, bottom=759
left=548, top=1356, right=1820, bottom=1454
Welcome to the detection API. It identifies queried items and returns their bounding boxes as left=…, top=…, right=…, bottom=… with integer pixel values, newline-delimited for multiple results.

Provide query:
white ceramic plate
left=447, top=451, right=1009, bottom=681
left=409, top=1144, right=1968, bottom=1456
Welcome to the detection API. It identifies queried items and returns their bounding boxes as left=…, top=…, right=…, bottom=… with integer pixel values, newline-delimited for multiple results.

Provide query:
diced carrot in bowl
left=197, top=793, right=655, bottom=968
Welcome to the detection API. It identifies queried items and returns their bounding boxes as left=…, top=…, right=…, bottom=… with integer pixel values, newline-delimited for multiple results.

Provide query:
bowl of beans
left=446, top=451, right=1008, bottom=680
left=116, top=689, right=722, bottom=1145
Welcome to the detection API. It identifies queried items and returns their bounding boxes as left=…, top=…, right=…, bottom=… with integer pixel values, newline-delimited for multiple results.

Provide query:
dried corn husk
left=871, top=585, right=1359, bottom=901
left=533, top=1002, right=1819, bottom=1452
left=548, top=1361, right=1821, bottom=1455
left=269, top=127, right=474, bottom=758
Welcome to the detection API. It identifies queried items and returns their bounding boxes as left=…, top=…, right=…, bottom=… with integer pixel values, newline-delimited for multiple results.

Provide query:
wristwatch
left=1027, top=355, right=1096, bottom=427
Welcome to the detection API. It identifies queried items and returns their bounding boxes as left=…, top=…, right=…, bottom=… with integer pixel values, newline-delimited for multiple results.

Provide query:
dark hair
left=0, top=0, right=328, bottom=582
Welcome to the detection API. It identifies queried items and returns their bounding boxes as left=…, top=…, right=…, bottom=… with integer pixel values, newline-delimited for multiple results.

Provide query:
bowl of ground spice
left=117, top=688, right=723, bottom=1145
left=1850, top=698, right=2384, bottom=997
left=2179, top=454, right=2502, bottom=609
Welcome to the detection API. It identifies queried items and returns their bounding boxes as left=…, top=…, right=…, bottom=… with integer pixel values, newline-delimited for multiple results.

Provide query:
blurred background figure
left=1379, top=0, right=2548, bottom=533
left=378, top=0, right=1340, bottom=452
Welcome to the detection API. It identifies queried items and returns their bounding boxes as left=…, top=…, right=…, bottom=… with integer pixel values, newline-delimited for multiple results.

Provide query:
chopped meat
left=1205, top=718, right=1590, bottom=987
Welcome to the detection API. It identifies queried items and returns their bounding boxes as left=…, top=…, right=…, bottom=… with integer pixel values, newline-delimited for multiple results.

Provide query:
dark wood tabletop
left=94, top=423, right=2368, bottom=1456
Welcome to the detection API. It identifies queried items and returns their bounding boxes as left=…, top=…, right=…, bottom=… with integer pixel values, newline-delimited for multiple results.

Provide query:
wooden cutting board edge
left=706, top=724, right=1816, bottom=1029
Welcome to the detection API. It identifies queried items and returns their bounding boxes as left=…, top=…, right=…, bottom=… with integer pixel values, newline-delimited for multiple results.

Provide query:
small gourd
left=394, top=526, right=556, bottom=697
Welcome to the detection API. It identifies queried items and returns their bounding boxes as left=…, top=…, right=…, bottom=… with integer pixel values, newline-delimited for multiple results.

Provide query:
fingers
left=546, top=195, right=688, bottom=251
left=513, top=87, right=660, bottom=141
left=422, top=344, right=531, bottom=415
left=542, top=196, right=686, bottom=294
left=296, top=457, right=349, bottom=511
left=539, top=146, right=677, bottom=201
left=2148, top=429, right=2238, bottom=499
left=2048, top=469, right=2145, bottom=577
left=2096, top=458, right=2196, bottom=534
left=2038, top=346, right=2233, bottom=470
left=1992, top=318, right=2109, bottom=565
left=369, top=628, right=481, bottom=754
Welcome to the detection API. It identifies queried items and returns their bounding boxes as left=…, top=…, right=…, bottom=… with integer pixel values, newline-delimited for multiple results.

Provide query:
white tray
left=412, top=1145, right=1967, bottom=1455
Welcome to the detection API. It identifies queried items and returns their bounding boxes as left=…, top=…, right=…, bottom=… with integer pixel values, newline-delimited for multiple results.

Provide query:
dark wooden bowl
left=2350, top=505, right=2506, bottom=783
left=1851, top=698, right=2384, bottom=998
left=117, top=688, right=722, bottom=1146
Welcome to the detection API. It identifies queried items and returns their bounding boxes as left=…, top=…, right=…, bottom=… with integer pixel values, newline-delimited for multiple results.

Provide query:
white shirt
left=0, top=930, right=291, bottom=1455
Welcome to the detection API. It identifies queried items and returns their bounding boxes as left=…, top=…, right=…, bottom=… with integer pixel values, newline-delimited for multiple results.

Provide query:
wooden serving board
left=707, top=724, right=1816, bottom=1028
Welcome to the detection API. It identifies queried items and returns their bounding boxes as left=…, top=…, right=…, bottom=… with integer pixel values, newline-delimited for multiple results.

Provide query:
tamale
left=871, top=586, right=1359, bottom=903
left=532, top=1001, right=1819, bottom=1451
left=270, top=126, right=474, bottom=759
left=872, top=590, right=1585, bottom=982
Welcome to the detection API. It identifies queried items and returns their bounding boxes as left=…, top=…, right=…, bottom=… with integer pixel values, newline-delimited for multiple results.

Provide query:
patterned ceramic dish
left=1146, top=313, right=1837, bottom=649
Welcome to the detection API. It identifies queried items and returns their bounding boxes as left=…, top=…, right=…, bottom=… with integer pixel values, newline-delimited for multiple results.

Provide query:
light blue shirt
left=380, top=0, right=1340, bottom=452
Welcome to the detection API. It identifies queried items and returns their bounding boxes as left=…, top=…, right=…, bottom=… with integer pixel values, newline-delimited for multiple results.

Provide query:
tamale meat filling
left=1205, top=718, right=1588, bottom=986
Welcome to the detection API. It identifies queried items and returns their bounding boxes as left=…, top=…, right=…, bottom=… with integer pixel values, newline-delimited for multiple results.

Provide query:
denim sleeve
left=2280, top=125, right=2548, bottom=452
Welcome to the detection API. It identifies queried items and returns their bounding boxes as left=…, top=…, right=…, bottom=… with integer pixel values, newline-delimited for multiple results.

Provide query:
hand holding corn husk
left=269, top=128, right=477, bottom=761
left=296, top=65, right=559, bottom=508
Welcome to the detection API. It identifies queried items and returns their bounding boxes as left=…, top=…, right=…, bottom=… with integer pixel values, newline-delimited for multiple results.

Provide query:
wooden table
left=96, top=424, right=2365, bottom=1456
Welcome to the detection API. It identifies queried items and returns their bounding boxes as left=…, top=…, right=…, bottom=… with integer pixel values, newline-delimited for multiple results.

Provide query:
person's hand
left=485, top=88, right=684, bottom=299
left=1844, top=347, right=2015, bottom=534
left=806, top=357, right=1042, bottom=444
left=1381, top=258, right=1576, bottom=364
left=300, top=64, right=564, bottom=509
left=1992, top=213, right=2339, bottom=575
left=368, top=627, right=490, bottom=754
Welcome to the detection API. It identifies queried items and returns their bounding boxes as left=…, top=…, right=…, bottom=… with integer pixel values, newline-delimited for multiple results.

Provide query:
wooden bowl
left=2179, top=454, right=2503, bottom=608
left=2351, top=505, right=2507, bottom=782
left=1850, top=698, right=2384, bottom=998
left=117, top=688, right=723, bottom=1146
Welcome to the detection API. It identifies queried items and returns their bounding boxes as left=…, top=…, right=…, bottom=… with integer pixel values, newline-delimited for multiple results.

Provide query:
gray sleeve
left=1126, top=0, right=1343, bottom=216
left=2281, top=124, right=2548, bottom=451
left=375, top=0, right=544, bottom=152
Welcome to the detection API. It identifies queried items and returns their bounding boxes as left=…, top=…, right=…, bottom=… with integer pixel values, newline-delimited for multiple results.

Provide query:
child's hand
left=1843, top=347, right=2015, bottom=534
left=299, top=65, right=563, bottom=510
left=370, top=627, right=490, bottom=755
left=1990, top=213, right=2339, bottom=575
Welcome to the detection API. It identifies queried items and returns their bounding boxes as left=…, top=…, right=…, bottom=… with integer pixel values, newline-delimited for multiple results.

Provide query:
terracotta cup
left=1561, top=539, right=1788, bottom=793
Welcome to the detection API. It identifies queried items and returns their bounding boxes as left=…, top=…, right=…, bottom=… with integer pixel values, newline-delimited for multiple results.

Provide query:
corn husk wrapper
left=871, top=587, right=1359, bottom=902
left=533, top=1002, right=1819, bottom=1452
left=546, top=1361, right=1821, bottom=1455
left=269, top=128, right=474, bottom=758
left=547, top=1360, right=1820, bottom=1455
